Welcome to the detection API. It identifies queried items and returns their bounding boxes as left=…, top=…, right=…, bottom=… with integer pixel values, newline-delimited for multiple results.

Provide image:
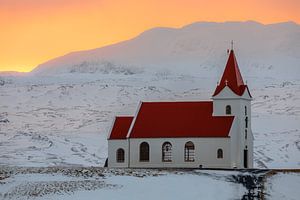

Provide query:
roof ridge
left=141, top=100, right=212, bottom=103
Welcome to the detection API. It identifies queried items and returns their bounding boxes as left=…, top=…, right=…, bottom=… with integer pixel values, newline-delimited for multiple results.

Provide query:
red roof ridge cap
left=141, top=100, right=213, bottom=103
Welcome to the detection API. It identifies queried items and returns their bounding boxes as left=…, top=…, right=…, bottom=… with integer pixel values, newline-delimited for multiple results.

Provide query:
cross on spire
left=231, top=40, right=234, bottom=50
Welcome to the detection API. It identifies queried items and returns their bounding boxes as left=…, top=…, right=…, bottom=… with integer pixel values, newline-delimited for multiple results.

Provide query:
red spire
left=213, top=50, right=250, bottom=97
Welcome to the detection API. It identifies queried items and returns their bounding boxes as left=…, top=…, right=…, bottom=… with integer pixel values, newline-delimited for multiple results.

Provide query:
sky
left=0, top=0, right=299, bottom=72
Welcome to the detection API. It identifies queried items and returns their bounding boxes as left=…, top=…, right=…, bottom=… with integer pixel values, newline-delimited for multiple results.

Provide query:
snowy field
left=1, top=166, right=299, bottom=200
left=0, top=73, right=299, bottom=168
left=0, top=21, right=300, bottom=200
left=265, top=172, right=300, bottom=200
left=1, top=21, right=300, bottom=169
left=0, top=167, right=258, bottom=200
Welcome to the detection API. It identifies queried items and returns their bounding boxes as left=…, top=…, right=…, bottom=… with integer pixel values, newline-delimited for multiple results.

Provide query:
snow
left=31, top=21, right=300, bottom=81
left=0, top=20, right=299, bottom=200
left=70, top=174, right=244, bottom=200
left=1, top=73, right=299, bottom=168
left=265, top=173, right=300, bottom=200
left=0, top=168, right=247, bottom=200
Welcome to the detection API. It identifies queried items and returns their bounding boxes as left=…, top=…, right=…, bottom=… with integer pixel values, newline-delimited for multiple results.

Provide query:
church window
left=217, top=149, right=223, bottom=159
left=226, top=105, right=231, bottom=115
left=140, top=142, right=150, bottom=162
left=184, top=141, right=195, bottom=162
left=245, top=117, right=248, bottom=128
left=245, top=106, right=247, bottom=116
left=116, top=148, right=125, bottom=163
left=162, top=142, right=172, bottom=162
left=245, top=129, right=247, bottom=140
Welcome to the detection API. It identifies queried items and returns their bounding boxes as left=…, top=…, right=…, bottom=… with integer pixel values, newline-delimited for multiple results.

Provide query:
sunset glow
left=1, top=0, right=299, bottom=72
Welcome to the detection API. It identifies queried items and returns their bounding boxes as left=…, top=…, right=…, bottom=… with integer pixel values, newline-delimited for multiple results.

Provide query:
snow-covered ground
left=0, top=73, right=299, bottom=168
left=0, top=20, right=299, bottom=200
left=1, top=166, right=299, bottom=200
left=1, top=21, right=299, bottom=169
left=265, top=172, right=300, bottom=200
left=0, top=167, right=252, bottom=200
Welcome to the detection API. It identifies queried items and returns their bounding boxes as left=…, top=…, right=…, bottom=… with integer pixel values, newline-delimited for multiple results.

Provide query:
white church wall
left=245, top=129, right=254, bottom=168
left=213, top=87, right=253, bottom=168
left=128, top=138, right=231, bottom=168
left=228, top=117, right=239, bottom=168
left=108, top=139, right=128, bottom=168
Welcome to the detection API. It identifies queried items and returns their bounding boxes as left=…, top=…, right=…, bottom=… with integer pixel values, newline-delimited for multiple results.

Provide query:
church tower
left=212, top=48, right=253, bottom=168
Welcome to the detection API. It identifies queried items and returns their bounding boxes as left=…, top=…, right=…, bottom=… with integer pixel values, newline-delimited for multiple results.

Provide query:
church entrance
left=243, top=149, right=248, bottom=168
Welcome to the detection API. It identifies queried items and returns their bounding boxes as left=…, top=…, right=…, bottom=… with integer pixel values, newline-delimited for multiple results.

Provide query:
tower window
left=245, top=129, right=247, bottom=140
left=245, top=117, right=248, bottom=128
left=226, top=105, right=231, bottom=115
left=245, top=106, right=247, bottom=116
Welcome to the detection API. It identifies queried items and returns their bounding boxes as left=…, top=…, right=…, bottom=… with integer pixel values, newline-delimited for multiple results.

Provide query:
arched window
left=140, top=142, right=150, bottom=162
left=162, top=142, right=172, bottom=162
left=226, top=105, right=231, bottom=115
left=245, top=117, right=248, bottom=128
left=217, top=149, right=223, bottom=159
left=245, top=106, right=247, bottom=116
left=184, top=141, right=195, bottom=162
left=116, top=148, right=125, bottom=163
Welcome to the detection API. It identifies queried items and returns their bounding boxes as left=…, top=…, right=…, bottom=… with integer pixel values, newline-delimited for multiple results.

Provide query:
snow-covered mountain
left=1, top=21, right=300, bottom=169
left=32, top=21, right=300, bottom=80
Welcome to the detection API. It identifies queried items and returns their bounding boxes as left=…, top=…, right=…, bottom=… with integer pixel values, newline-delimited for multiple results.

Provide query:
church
left=107, top=49, right=253, bottom=169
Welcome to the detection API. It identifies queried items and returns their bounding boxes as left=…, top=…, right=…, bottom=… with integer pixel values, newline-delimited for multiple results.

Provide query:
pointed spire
left=220, top=49, right=244, bottom=87
left=213, top=49, right=250, bottom=97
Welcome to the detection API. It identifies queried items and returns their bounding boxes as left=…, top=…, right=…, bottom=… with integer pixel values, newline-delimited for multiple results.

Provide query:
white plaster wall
left=245, top=129, right=254, bottom=168
left=228, top=117, right=239, bottom=168
left=212, top=86, right=253, bottom=168
left=108, top=139, right=128, bottom=168
left=128, top=138, right=231, bottom=168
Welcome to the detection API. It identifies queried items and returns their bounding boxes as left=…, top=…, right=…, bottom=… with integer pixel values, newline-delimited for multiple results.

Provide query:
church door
left=243, top=149, right=248, bottom=168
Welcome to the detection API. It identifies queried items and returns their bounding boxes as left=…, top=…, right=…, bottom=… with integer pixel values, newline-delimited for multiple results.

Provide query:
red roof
left=213, top=50, right=251, bottom=97
left=108, top=116, right=133, bottom=139
left=128, top=101, right=234, bottom=138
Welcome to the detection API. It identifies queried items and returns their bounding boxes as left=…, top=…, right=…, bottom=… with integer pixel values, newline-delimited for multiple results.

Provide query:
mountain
left=31, top=21, right=300, bottom=79
left=0, top=71, right=27, bottom=76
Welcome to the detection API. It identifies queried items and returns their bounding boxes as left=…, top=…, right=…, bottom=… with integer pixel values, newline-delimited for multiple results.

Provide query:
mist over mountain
left=31, top=21, right=300, bottom=80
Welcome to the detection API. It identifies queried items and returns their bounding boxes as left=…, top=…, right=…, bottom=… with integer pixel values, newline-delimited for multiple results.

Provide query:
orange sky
left=0, top=0, right=299, bottom=72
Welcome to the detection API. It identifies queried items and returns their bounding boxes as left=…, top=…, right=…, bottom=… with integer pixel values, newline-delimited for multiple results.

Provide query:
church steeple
left=213, top=49, right=251, bottom=97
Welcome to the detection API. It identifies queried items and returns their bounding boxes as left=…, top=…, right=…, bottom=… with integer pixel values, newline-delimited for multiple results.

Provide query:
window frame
left=217, top=148, right=223, bottom=159
left=184, top=141, right=195, bottom=162
left=226, top=105, right=232, bottom=115
left=162, top=142, right=172, bottom=162
left=116, top=148, right=125, bottom=163
left=139, top=142, right=150, bottom=162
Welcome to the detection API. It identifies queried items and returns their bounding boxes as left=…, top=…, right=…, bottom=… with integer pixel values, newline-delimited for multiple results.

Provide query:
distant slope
left=0, top=71, right=27, bottom=76
left=31, top=21, right=300, bottom=79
